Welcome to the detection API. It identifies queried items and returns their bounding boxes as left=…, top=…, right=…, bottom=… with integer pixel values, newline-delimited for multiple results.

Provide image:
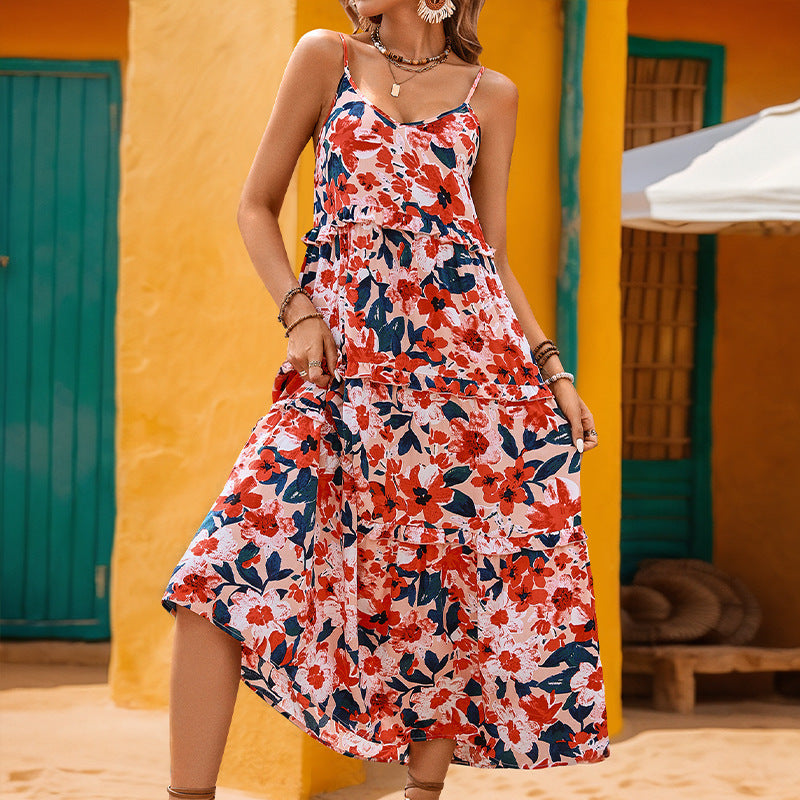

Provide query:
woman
left=161, top=1, right=610, bottom=798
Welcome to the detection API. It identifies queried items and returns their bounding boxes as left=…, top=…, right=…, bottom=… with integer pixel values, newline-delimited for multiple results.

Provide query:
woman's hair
left=338, top=1, right=486, bottom=64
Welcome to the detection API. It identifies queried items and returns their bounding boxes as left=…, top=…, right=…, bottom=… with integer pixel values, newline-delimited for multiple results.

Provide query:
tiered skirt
left=161, top=223, right=611, bottom=769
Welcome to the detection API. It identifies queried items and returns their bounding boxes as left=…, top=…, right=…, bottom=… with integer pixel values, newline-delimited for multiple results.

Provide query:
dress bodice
left=302, top=33, right=496, bottom=258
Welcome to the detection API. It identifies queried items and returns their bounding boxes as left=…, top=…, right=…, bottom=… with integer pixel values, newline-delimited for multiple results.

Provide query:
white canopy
left=621, top=98, right=800, bottom=234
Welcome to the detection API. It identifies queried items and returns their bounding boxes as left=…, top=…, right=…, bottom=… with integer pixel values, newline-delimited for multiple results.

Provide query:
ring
left=584, top=428, right=597, bottom=436
left=299, top=369, right=308, bottom=376
left=308, top=359, right=323, bottom=367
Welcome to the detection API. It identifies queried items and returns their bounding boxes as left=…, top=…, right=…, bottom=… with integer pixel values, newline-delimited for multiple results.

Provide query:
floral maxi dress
left=162, top=32, right=611, bottom=770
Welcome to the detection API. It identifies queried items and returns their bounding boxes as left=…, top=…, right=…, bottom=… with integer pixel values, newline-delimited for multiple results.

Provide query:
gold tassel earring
left=417, top=0, right=456, bottom=24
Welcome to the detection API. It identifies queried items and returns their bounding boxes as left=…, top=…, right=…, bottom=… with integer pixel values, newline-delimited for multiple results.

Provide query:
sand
left=2, top=662, right=799, bottom=800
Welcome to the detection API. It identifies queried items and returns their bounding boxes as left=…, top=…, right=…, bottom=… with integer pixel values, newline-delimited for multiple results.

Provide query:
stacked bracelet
left=284, top=311, right=323, bottom=337
left=535, top=346, right=560, bottom=366
left=278, top=286, right=314, bottom=330
left=544, top=371, right=575, bottom=386
left=531, top=338, right=560, bottom=367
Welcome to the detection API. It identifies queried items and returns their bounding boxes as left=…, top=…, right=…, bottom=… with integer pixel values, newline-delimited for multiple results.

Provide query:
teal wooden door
left=1, top=59, right=120, bottom=639
left=620, top=40, right=724, bottom=583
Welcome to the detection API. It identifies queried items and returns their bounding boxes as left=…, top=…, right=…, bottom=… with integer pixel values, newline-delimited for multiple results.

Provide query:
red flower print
left=366, top=478, right=401, bottom=522
left=213, top=475, right=262, bottom=518
left=450, top=418, right=491, bottom=468
left=499, top=649, right=522, bottom=673
left=400, top=148, right=423, bottom=179
left=488, top=331, right=525, bottom=362
left=386, top=275, right=422, bottom=315
left=419, top=166, right=466, bottom=224
left=248, top=447, right=282, bottom=483
left=241, top=508, right=280, bottom=540
left=487, top=350, right=519, bottom=384
left=246, top=604, right=274, bottom=627
left=511, top=401, right=560, bottom=434
left=393, top=352, right=430, bottom=373
left=531, top=554, right=556, bottom=586
left=171, top=572, right=220, bottom=604
left=552, top=585, right=576, bottom=614
left=472, top=463, right=503, bottom=504
left=433, top=547, right=466, bottom=587
left=497, top=457, right=535, bottom=515
left=391, top=618, right=424, bottom=650
left=526, top=478, right=581, bottom=532
left=418, top=283, right=453, bottom=329
left=417, top=326, right=449, bottom=361
left=191, top=536, right=219, bottom=556
left=371, top=691, right=397, bottom=714
left=519, top=691, right=562, bottom=730
left=306, top=663, right=326, bottom=689
left=490, top=607, right=509, bottom=627
left=454, top=320, right=486, bottom=354
left=327, top=172, right=359, bottom=211
left=394, top=464, right=452, bottom=522
left=283, top=416, right=321, bottom=470
left=362, top=655, right=383, bottom=676
left=357, top=171, right=380, bottom=192
left=506, top=569, right=548, bottom=613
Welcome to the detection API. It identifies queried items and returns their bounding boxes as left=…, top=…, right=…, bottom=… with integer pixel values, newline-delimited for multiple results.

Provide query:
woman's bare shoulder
left=289, top=28, right=347, bottom=73
left=477, top=66, right=519, bottom=105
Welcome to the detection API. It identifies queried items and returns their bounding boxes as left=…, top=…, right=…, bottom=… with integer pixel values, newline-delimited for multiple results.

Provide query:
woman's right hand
left=284, top=296, right=339, bottom=388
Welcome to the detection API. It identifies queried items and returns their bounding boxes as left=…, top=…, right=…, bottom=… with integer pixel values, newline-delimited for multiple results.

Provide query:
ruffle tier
left=301, top=203, right=497, bottom=259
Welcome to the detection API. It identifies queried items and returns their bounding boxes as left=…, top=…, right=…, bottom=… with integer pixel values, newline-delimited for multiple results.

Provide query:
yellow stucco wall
left=111, top=0, right=361, bottom=795
left=628, top=0, right=800, bottom=647
left=0, top=0, right=129, bottom=63
left=295, top=0, right=626, bottom=739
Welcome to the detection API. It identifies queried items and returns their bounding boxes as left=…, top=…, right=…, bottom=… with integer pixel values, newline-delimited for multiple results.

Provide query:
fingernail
left=576, top=438, right=584, bottom=453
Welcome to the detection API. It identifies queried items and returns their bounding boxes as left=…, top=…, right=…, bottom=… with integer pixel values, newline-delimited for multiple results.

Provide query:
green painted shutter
left=620, top=40, right=724, bottom=583
left=1, top=59, right=120, bottom=639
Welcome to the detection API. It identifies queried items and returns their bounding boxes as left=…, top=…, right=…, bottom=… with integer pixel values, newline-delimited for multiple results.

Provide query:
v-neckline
left=343, top=65, right=477, bottom=128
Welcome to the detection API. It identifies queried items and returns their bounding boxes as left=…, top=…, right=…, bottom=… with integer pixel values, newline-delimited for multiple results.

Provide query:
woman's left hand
left=548, top=379, right=599, bottom=452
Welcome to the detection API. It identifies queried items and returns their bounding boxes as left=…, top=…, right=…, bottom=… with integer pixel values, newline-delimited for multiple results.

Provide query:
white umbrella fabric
left=621, top=98, right=800, bottom=234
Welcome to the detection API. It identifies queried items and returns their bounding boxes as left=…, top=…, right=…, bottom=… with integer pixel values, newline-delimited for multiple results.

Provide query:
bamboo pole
left=556, top=0, right=587, bottom=377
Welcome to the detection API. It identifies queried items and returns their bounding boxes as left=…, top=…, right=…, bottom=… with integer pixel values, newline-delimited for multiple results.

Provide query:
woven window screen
left=621, top=56, right=709, bottom=460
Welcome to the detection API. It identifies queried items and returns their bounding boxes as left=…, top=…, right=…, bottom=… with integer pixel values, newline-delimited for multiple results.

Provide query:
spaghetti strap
left=465, top=65, right=485, bottom=103
left=338, top=32, right=348, bottom=67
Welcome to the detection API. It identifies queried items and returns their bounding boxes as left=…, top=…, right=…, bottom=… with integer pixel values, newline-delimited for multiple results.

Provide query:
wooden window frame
left=621, top=37, right=725, bottom=580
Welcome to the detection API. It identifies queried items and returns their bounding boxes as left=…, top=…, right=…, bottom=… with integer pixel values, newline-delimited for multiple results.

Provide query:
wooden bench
left=622, top=644, right=800, bottom=713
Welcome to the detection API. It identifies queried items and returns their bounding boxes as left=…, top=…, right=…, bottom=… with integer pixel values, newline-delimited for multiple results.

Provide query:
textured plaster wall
left=0, top=0, right=129, bottom=62
left=576, top=0, right=627, bottom=733
left=629, top=0, right=800, bottom=647
left=296, top=0, right=626, bottom=737
left=111, top=0, right=361, bottom=796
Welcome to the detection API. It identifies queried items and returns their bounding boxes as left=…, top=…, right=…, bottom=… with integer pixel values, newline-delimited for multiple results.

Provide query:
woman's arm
left=470, top=71, right=597, bottom=452
left=237, top=28, right=343, bottom=387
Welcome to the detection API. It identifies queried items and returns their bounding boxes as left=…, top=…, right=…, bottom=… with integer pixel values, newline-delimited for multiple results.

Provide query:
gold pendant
left=391, top=83, right=401, bottom=97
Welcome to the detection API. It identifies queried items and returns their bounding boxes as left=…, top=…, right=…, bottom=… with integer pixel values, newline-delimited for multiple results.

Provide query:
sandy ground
left=2, top=661, right=800, bottom=800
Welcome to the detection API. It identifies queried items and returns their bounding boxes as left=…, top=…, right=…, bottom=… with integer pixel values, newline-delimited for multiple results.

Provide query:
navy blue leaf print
left=431, top=140, right=457, bottom=168
left=534, top=452, right=568, bottom=482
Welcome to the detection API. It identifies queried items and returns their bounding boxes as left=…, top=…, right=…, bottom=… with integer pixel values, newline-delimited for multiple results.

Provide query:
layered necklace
left=371, top=26, right=452, bottom=97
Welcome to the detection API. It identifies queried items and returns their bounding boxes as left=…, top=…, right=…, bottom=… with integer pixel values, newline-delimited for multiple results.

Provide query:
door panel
left=1, top=60, right=120, bottom=639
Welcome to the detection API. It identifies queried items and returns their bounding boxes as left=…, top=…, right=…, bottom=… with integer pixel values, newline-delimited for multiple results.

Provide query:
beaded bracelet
left=284, top=311, right=323, bottom=337
left=544, top=370, right=575, bottom=386
left=531, top=338, right=556, bottom=361
left=278, top=286, right=314, bottom=330
left=534, top=346, right=560, bottom=366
